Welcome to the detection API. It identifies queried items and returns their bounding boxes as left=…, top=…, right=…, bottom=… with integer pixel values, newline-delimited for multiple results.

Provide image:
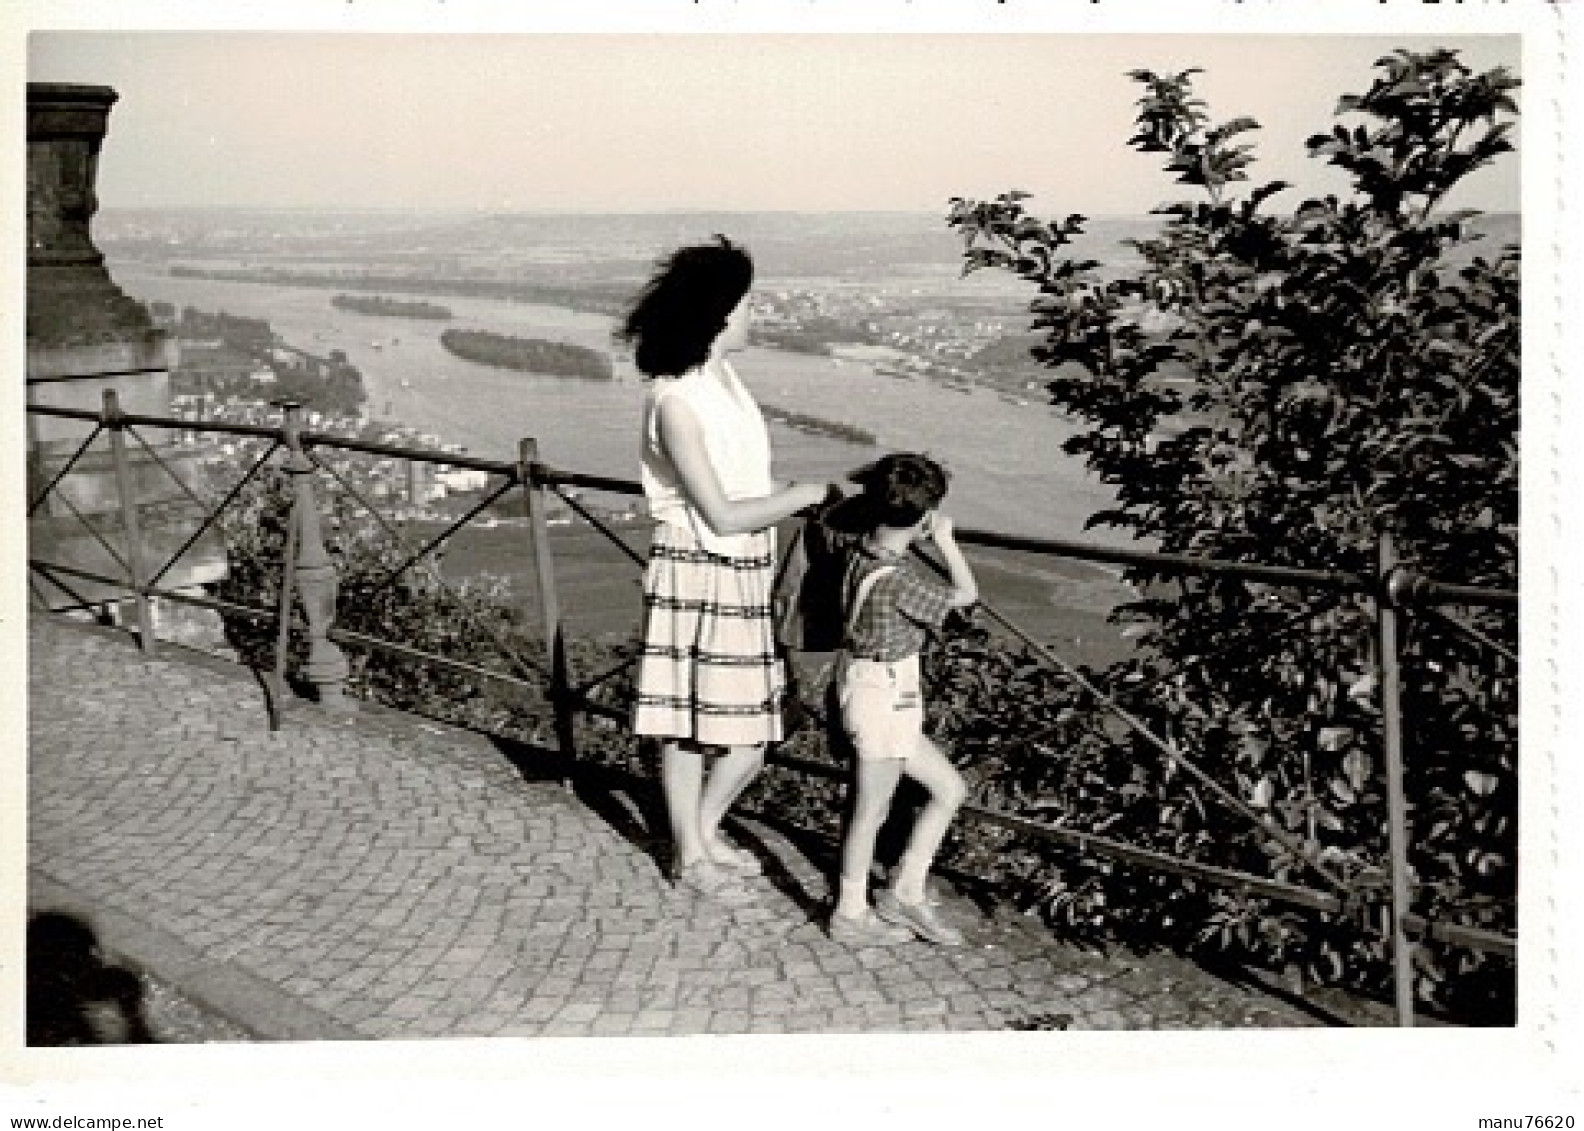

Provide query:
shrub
left=942, top=49, right=1518, bottom=1018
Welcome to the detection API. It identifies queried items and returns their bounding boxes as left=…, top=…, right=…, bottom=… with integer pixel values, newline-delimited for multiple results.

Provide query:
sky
left=27, top=32, right=1522, bottom=216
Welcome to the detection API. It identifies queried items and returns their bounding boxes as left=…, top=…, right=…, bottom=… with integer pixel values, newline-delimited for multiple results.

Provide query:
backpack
left=775, top=503, right=892, bottom=743
left=772, top=493, right=868, bottom=654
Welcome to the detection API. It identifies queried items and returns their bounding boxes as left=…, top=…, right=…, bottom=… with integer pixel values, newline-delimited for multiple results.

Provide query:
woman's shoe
left=874, top=889, right=965, bottom=946
left=827, top=909, right=913, bottom=947
left=673, top=859, right=758, bottom=905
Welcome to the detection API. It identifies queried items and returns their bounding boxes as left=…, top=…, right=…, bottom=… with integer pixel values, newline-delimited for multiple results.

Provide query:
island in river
left=440, top=328, right=615, bottom=380
left=331, top=294, right=453, bottom=320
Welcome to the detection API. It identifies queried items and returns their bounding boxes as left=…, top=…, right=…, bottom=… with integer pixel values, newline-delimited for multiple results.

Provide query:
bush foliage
left=941, top=48, right=1518, bottom=1018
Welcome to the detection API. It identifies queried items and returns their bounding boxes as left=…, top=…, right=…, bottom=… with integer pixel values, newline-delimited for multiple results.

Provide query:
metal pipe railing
left=956, top=527, right=1372, bottom=595
left=25, top=400, right=1517, bottom=608
left=27, top=422, right=104, bottom=516
left=26, top=396, right=1518, bottom=1026
left=303, top=431, right=517, bottom=476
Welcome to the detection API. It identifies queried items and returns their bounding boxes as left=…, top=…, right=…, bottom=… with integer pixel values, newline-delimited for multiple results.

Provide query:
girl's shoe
left=674, top=859, right=757, bottom=905
left=874, top=889, right=965, bottom=946
left=827, top=909, right=913, bottom=947
left=705, top=839, right=764, bottom=875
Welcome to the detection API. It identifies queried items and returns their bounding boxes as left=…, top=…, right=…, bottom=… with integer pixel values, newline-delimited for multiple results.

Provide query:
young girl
left=828, top=454, right=978, bottom=946
left=620, top=237, right=832, bottom=904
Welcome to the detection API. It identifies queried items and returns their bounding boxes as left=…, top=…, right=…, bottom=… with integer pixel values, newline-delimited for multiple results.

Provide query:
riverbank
left=111, top=263, right=1124, bottom=543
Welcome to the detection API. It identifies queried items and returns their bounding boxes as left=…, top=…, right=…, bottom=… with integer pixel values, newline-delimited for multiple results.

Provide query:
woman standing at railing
left=620, top=237, right=831, bottom=903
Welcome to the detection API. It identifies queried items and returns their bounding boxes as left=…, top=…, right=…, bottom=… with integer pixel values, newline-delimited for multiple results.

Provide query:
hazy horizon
left=33, top=33, right=1521, bottom=216
left=95, top=203, right=1529, bottom=217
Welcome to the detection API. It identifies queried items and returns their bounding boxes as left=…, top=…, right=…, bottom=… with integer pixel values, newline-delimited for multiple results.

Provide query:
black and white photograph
left=4, top=2, right=1578, bottom=1127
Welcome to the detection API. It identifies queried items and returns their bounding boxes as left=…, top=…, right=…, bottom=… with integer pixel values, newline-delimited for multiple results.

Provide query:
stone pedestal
left=27, top=83, right=227, bottom=612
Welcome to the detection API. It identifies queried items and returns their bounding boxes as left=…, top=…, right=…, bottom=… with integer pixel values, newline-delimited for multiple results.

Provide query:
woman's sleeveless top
left=640, top=359, right=774, bottom=556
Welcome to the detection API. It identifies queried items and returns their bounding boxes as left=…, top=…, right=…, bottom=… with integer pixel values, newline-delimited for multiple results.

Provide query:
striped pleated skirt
left=633, top=522, right=786, bottom=747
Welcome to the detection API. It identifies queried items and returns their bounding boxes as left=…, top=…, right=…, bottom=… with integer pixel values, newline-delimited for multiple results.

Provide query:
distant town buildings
left=168, top=393, right=496, bottom=517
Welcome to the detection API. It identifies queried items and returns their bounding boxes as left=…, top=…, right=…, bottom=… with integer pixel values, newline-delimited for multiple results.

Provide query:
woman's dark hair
left=618, top=236, right=754, bottom=377
left=848, top=452, right=949, bottom=529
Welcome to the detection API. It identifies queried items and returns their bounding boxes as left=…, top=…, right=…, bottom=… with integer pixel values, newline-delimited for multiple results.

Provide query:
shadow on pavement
left=488, top=731, right=841, bottom=922
left=487, top=733, right=670, bottom=868
left=26, top=911, right=158, bottom=1046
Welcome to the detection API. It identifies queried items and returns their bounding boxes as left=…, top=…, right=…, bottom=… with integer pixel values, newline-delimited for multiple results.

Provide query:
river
left=113, top=264, right=1121, bottom=543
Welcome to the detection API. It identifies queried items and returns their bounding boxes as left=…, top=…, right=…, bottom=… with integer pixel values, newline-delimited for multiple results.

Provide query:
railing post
left=519, top=438, right=577, bottom=775
left=103, top=389, right=157, bottom=655
left=267, top=463, right=302, bottom=732
left=1376, top=530, right=1416, bottom=1027
left=280, top=402, right=351, bottom=711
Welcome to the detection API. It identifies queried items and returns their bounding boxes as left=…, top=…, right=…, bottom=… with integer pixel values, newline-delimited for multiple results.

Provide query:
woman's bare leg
left=698, top=744, right=765, bottom=859
left=659, top=740, right=707, bottom=870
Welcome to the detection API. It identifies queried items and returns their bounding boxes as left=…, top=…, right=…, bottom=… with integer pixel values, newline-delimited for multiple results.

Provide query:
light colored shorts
left=837, top=653, right=925, bottom=762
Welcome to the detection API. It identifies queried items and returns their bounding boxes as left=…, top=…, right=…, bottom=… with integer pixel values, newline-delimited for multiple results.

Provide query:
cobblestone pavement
left=28, top=614, right=1330, bottom=1040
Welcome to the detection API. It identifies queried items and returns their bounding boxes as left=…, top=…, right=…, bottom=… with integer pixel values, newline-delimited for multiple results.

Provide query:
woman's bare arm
left=658, top=396, right=828, bottom=535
